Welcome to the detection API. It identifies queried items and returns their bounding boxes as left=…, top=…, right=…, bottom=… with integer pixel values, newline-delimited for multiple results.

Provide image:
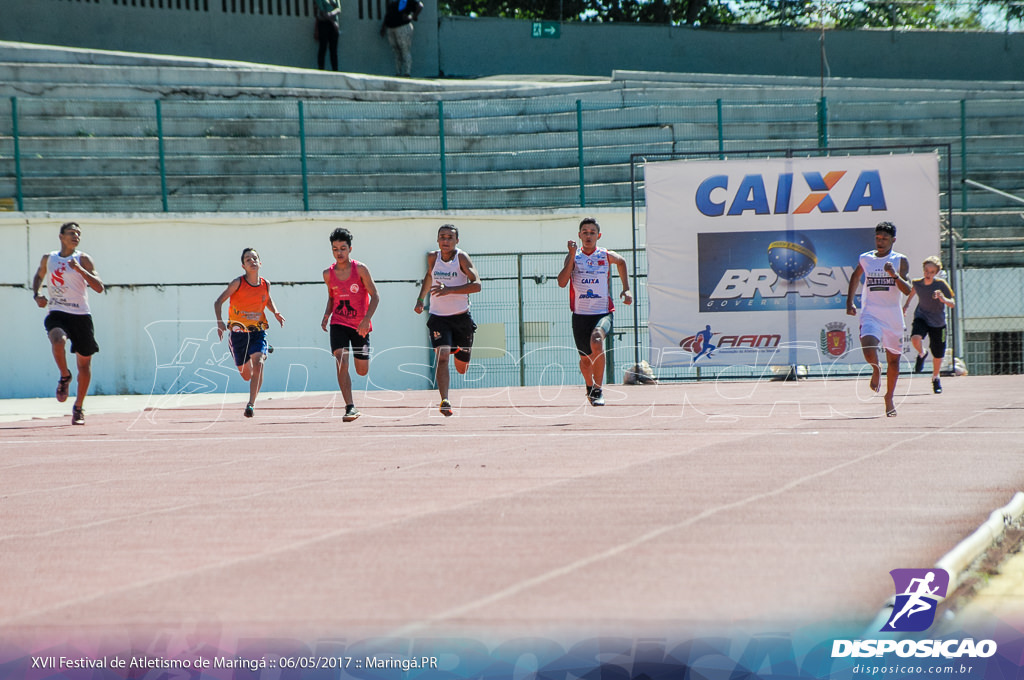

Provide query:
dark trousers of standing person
left=317, top=22, right=339, bottom=71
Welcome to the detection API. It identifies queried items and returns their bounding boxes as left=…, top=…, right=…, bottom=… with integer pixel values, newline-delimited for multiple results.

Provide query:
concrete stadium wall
left=438, top=18, right=1024, bottom=80
left=6, top=1, right=1024, bottom=81
left=4, top=0, right=439, bottom=78
left=1, top=211, right=634, bottom=399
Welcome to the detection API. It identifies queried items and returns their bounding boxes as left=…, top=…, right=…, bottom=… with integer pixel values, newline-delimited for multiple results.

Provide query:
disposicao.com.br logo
left=831, top=569, right=997, bottom=660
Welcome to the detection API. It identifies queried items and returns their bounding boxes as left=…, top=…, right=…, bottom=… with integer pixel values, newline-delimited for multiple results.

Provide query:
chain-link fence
left=5, top=94, right=1022, bottom=214
left=452, top=250, right=647, bottom=389
left=958, top=259, right=1024, bottom=376
left=3, top=95, right=1022, bottom=377
left=466, top=247, right=1024, bottom=386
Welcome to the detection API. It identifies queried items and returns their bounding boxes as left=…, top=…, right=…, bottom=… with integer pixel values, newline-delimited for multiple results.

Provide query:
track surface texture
left=2, top=374, right=1022, bottom=644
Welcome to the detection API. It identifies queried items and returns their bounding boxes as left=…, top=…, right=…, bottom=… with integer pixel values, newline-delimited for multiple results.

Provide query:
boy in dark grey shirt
left=903, top=256, right=955, bottom=393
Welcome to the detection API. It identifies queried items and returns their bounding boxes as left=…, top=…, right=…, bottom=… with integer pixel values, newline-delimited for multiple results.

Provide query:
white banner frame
left=644, top=152, right=942, bottom=371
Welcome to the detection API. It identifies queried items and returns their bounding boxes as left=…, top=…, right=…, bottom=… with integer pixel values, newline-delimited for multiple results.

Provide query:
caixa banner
left=645, top=153, right=940, bottom=368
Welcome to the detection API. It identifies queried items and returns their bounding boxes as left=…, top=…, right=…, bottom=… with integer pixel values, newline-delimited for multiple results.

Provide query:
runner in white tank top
left=30, top=222, right=105, bottom=425
left=557, top=217, right=633, bottom=407
left=414, top=225, right=482, bottom=417
left=569, top=246, right=614, bottom=315
left=858, top=249, right=906, bottom=333
left=846, top=221, right=911, bottom=418
left=428, top=246, right=471, bottom=316
left=44, top=251, right=92, bottom=315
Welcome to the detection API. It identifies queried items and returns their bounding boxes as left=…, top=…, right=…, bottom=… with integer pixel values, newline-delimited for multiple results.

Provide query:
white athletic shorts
left=859, top=315, right=903, bottom=355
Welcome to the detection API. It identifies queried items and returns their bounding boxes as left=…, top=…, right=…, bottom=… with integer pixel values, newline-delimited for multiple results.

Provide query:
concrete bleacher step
left=613, top=69, right=1024, bottom=95
left=3, top=144, right=663, bottom=176
left=2, top=43, right=1024, bottom=253
left=18, top=109, right=1024, bottom=156
left=8, top=162, right=634, bottom=198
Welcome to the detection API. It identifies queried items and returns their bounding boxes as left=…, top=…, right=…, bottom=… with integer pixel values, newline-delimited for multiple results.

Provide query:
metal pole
left=963, top=178, right=1024, bottom=206
left=577, top=99, right=586, bottom=207
left=716, top=98, right=724, bottom=160
left=945, top=147, right=958, bottom=369
left=11, top=97, right=23, bottom=211
left=155, top=100, right=168, bottom=213
left=438, top=100, right=448, bottom=210
left=516, top=253, right=526, bottom=387
left=298, top=100, right=309, bottom=211
left=629, top=157, right=641, bottom=371
left=606, top=328, right=614, bottom=384
left=960, top=99, right=968, bottom=215
left=817, top=96, right=828, bottom=149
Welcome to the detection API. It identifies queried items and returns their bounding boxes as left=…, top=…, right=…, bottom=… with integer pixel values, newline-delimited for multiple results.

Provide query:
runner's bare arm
left=556, top=240, right=577, bottom=288
left=846, top=263, right=864, bottom=316
left=214, top=278, right=241, bottom=340
left=322, top=269, right=335, bottom=331
left=71, top=254, right=105, bottom=294
left=358, top=263, right=381, bottom=336
left=31, top=254, right=49, bottom=307
left=266, top=291, right=285, bottom=327
left=442, top=251, right=481, bottom=295
left=414, top=252, right=438, bottom=314
left=608, top=250, right=633, bottom=304
left=902, top=286, right=916, bottom=314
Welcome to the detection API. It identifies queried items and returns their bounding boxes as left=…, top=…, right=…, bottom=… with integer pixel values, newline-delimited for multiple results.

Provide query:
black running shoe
left=57, top=373, right=72, bottom=403
left=343, top=404, right=361, bottom=422
left=914, top=353, right=927, bottom=373
left=244, top=403, right=254, bottom=418
left=932, top=378, right=942, bottom=394
left=591, top=387, right=605, bottom=406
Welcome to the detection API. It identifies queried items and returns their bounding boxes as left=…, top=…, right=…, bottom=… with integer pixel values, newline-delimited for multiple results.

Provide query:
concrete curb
left=937, top=491, right=1024, bottom=587
left=865, top=491, right=1024, bottom=634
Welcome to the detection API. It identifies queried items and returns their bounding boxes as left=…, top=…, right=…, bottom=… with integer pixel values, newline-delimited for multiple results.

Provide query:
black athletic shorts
left=911, top=317, right=947, bottom=358
left=572, top=313, right=613, bottom=356
left=44, top=311, right=99, bottom=357
left=427, top=312, right=476, bottom=362
left=330, top=324, right=371, bottom=361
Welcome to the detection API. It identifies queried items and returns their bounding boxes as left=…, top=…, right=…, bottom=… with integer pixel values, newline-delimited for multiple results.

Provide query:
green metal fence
left=2, top=94, right=1022, bottom=376
left=3, top=94, right=1023, bottom=216
left=454, top=250, right=649, bottom=389
left=1, top=95, right=830, bottom=212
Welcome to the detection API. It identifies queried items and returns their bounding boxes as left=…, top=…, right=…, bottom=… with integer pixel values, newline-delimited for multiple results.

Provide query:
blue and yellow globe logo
left=767, top=233, right=817, bottom=281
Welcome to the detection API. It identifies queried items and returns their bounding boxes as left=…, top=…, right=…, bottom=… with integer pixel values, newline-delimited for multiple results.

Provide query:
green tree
left=440, top=0, right=1003, bottom=29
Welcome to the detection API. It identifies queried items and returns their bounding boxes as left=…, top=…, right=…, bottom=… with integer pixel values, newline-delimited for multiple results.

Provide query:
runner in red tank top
left=321, top=228, right=380, bottom=422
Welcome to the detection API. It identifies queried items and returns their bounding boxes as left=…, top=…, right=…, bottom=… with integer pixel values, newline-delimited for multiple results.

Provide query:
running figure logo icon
left=684, top=325, right=717, bottom=365
left=883, top=569, right=949, bottom=632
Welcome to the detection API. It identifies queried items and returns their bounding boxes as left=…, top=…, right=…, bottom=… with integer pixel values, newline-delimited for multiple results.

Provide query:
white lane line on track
left=0, top=458, right=248, bottom=501
left=387, top=408, right=991, bottom=636
left=0, top=408, right=1003, bottom=627
left=0, top=428, right=756, bottom=624
left=0, top=426, right=1007, bottom=448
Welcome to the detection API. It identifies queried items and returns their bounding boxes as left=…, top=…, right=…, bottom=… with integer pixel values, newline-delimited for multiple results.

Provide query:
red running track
left=1, top=374, right=1022, bottom=644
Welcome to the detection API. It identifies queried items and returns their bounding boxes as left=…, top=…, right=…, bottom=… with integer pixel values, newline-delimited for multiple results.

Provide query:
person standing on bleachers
left=380, top=0, right=423, bottom=77
left=315, top=0, right=341, bottom=71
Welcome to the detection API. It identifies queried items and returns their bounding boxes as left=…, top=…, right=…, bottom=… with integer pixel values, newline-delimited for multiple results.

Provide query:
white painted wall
left=2, top=211, right=636, bottom=399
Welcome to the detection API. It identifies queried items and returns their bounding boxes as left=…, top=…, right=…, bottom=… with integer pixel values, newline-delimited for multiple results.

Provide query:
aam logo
left=696, top=170, right=886, bottom=217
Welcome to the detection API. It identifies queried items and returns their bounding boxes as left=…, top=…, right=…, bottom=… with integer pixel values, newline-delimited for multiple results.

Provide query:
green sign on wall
left=531, top=21, right=560, bottom=38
